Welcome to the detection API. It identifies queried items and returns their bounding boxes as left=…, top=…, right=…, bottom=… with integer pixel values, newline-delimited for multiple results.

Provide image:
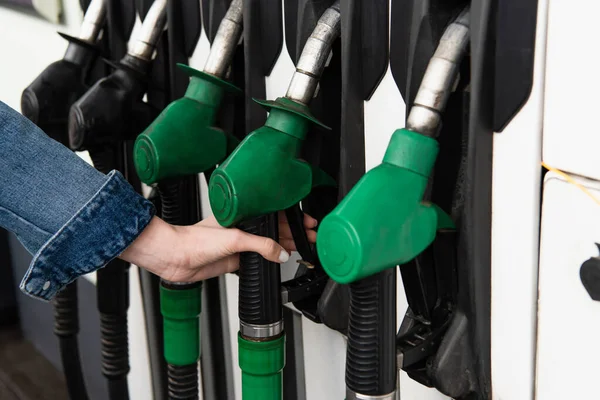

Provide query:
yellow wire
left=541, top=161, right=600, bottom=207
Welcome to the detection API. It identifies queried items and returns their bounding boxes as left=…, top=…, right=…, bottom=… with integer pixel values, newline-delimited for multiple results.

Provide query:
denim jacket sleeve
left=0, top=101, right=155, bottom=301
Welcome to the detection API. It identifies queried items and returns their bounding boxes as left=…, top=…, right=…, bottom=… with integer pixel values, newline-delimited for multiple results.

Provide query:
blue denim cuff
left=19, top=170, right=155, bottom=301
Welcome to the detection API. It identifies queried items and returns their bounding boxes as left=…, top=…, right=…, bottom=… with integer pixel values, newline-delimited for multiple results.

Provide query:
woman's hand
left=120, top=211, right=318, bottom=282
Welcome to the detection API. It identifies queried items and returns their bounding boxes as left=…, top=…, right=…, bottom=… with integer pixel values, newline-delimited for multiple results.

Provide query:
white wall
left=0, top=3, right=81, bottom=110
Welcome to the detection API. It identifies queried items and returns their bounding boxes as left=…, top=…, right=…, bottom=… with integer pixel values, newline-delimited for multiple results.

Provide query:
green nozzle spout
left=239, top=334, right=285, bottom=400
left=208, top=97, right=332, bottom=227
left=133, top=64, right=240, bottom=184
left=317, top=128, right=454, bottom=284
left=160, top=283, right=202, bottom=366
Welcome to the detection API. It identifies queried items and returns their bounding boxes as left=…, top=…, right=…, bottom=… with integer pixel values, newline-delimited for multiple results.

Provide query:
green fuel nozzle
left=317, top=128, right=454, bottom=284
left=133, top=64, right=241, bottom=184
left=208, top=2, right=340, bottom=228
left=208, top=97, right=333, bottom=227
left=317, top=8, right=470, bottom=285
left=133, top=0, right=244, bottom=185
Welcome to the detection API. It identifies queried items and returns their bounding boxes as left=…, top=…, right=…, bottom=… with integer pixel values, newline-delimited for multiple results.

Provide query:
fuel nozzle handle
left=21, top=0, right=106, bottom=143
left=209, top=98, right=332, bottom=227
left=208, top=2, right=341, bottom=228
left=316, top=8, right=469, bottom=284
left=68, top=0, right=168, bottom=152
left=133, top=0, right=243, bottom=185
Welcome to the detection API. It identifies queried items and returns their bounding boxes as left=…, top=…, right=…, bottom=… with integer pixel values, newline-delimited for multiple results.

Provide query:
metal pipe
left=346, top=392, right=397, bottom=400
left=203, top=0, right=243, bottom=78
left=78, top=0, right=107, bottom=43
left=406, top=7, right=470, bottom=137
left=128, top=0, right=168, bottom=61
left=285, top=1, right=341, bottom=104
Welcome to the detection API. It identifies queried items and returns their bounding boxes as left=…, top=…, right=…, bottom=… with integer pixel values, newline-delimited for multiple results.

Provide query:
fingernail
left=279, top=250, right=290, bottom=263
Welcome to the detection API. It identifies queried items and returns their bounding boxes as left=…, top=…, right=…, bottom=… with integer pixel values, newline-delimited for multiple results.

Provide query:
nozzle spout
left=128, top=0, right=168, bottom=62
left=203, top=0, right=244, bottom=78
left=406, top=7, right=470, bottom=137
left=285, top=4, right=341, bottom=104
left=78, top=0, right=107, bottom=43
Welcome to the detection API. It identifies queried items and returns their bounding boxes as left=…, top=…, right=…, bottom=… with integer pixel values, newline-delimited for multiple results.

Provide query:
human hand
left=120, top=211, right=318, bottom=282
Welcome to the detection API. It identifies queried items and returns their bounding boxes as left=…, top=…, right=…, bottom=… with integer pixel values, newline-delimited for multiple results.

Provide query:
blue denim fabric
left=0, top=101, right=155, bottom=301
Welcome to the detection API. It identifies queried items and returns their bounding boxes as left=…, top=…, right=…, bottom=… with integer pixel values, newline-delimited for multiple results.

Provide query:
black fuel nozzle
left=21, top=36, right=100, bottom=146
left=68, top=55, right=157, bottom=153
left=69, top=0, right=168, bottom=153
left=21, top=0, right=106, bottom=142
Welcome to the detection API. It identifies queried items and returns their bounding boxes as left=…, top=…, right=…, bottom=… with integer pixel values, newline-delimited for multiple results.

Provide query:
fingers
left=229, top=229, right=290, bottom=264
left=303, top=213, right=318, bottom=229
left=305, top=229, right=317, bottom=243
left=278, top=212, right=318, bottom=248
left=280, top=239, right=296, bottom=253
left=189, top=255, right=240, bottom=281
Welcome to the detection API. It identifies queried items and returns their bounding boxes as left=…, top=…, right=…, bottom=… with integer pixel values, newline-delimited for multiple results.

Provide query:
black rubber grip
left=158, top=176, right=200, bottom=226
left=167, top=363, right=199, bottom=400
left=54, top=282, right=90, bottom=400
left=53, top=282, right=79, bottom=336
left=346, top=269, right=397, bottom=396
left=107, top=377, right=130, bottom=400
left=100, top=312, right=130, bottom=378
left=89, top=146, right=122, bottom=175
left=238, top=214, right=282, bottom=326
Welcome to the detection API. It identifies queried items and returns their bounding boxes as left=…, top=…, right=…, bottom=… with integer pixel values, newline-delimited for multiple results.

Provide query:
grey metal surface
left=285, top=4, right=341, bottom=104
left=239, top=320, right=284, bottom=339
left=78, top=0, right=106, bottom=43
left=406, top=7, right=470, bottom=137
left=346, top=389, right=397, bottom=400
left=128, top=0, right=168, bottom=61
left=203, top=0, right=243, bottom=78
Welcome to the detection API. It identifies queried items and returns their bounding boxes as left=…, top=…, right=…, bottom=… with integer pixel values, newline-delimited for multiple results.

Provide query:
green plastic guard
left=317, top=128, right=455, bottom=284
left=133, top=64, right=240, bottom=184
left=238, top=333, right=285, bottom=400
left=208, top=97, right=334, bottom=227
left=160, top=283, right=202, bottom=366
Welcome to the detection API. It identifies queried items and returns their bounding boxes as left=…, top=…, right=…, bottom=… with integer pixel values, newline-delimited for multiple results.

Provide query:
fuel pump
left=19, top=1, right=117, bottom=399
left=207, top=3, right=340, bottom=399
left=317, top=8, right=470, bottom=400
left=132, top=1, right=243, bottom=399
left=67, top=1, right=168, bottom=399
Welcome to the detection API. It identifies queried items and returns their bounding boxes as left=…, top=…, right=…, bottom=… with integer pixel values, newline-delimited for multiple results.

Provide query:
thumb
left=229, top=229, right=290, bottom=264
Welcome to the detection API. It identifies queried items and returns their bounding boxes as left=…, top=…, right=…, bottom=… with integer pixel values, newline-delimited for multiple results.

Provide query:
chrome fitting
left=285, top=3, right=341, bottom=104
left=240, top=321, right=284, bottom=339
left=78, top=0, right=106, bottom=43
left=128, top=0, right=168, bottom=62
left=346, top=389, right=397, bottom=400
left=406, top=7, right=470, bottom=137
left=203, top=0, right=244, bottom=78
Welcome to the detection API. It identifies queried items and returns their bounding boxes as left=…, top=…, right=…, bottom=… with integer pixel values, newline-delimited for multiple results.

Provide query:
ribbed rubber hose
left=238, top=214, right=281, bottom=326
left=167, top=363, right=198, bottom=400
left=90, top=147, right=131, bottom=400
left=53, top=282, right=90, bottom=400
left=346, top=269, right=397, bottom=396
left=159, top=177, right=200, bottom=400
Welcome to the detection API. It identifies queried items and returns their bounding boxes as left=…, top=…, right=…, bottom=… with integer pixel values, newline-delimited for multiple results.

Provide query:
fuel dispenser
left=318, top=8, right=469, bottom=399
left=68, top=1, right=168, bottom=398
left=20, top=0, right=136, bottom=398
left=207, top=3, right=341, bottom=399
left=9, top=0, right=547, bottom=398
